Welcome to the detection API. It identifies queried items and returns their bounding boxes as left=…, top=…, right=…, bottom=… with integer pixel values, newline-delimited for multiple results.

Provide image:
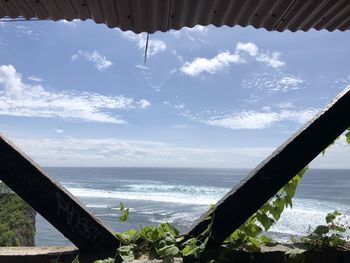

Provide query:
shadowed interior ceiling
left=0, top=0, right=350, bottom=33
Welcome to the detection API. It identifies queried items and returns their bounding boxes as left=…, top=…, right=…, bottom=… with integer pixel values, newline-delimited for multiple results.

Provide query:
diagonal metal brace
left=0, top=136, right=119, bottom=253
left=185, top=85, right=350, bottom=247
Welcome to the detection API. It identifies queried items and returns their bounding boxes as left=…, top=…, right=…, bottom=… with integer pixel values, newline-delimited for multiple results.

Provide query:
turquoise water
left=35, top=168, right=350, bottom=246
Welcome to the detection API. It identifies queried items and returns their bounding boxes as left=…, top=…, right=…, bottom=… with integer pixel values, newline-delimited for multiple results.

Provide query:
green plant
left=181, top=214, right=214, bottom=259
left=346, top=128, right=350, bottom=144
left=87, top=129, right=350, bottom=262
left=113, top=203, right=186, bottom=262
left=118, top=202, right=130, bottom=223
left=114, top=222, right=182, bottom=262
left=225, top=167, right=308, bottom=251
left=225, top=128, right=350, bottom=251
left=0, top=182, right=12, bottom=194
left=0, top=186, right=35, bottom=246
left=301, top=211, right=349, bottom=248
left=101, top=202, right=215, bottom=262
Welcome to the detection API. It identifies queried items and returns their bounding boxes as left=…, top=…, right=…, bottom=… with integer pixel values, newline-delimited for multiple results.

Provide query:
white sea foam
left=86, top=204, right=111, bottom=209
left=123, top=183, right=229, bottom=195
left=68, top=185, right=350, bottom=240
left=270, top=198, right=350, bottom=237
left=67, top=187, right=221, bottom=205
left=150, top=211, right=203, bottom=226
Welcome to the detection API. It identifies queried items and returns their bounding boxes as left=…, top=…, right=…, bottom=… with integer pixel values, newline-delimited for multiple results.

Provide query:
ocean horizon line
left=43, top=166, right=350, bottom=171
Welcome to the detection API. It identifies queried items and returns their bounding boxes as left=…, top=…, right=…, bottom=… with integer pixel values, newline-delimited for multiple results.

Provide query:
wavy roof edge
left=0, top=0, right=350, bottom=33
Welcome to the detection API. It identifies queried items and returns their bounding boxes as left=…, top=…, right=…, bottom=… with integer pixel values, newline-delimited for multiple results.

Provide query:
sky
left=0, top=19, right=350, bottom=168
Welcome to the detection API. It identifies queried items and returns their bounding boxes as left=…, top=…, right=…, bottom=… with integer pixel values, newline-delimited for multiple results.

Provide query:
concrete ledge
left=1, top=244, right=350, bottom=263
left=202, top=244, right=350, bottom=263
left=0, top=246, right=78, bottom=263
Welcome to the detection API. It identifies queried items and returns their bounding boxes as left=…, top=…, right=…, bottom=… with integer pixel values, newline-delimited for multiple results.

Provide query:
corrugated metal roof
left=1, top=0, right=350, bottom=33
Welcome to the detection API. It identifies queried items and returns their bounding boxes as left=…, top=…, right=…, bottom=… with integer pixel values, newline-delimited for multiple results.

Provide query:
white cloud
left=171, top=50, right=184, bottom=62
left=276, top=102, right=294, bottom=109
left=11, top=136, right=274, bottom=168
left=27, top=75, right=44, bottom=82
left=279, top=76, right=303, bottom=86
left=256, top=52, right=285, bottom=68
left=13, top=25, right=40, bottom=40
left=236, top=42, right=285, bottom=68
left=54, top=129, right=64, bottom=134
left=119, top=30, right=166, bottom=56
left=174, top=104, right=184, bottom=109
left=140, top=37, right=166, bottom=56
left=0, top=64, right=25, bottom=95
left=71, top=50, right=113, bottom=71
left=170, top=25, right=208, bottom=39
left=135, top=65, right=149, bottom=70
left=7, top=134, right=350, bottom=169
left=180, top=51, right=245, bottom=76
left=311, top=135, right=350, bottom=169
left=174, top=124, right=194, bottom=129
left=192, top=109, right=319, bottom=130
left=163, top=101, right=185, bottom=110
left=186, top=25, right=208, bottom=34
left=334, top=75, right=350, bottom=91
left=0, top=65, right=150, bottom=123
left=16, top=25, right=33, bottom=36
left=236, top=42, right=259, bottom=56
left=8, top=134, right=350, bottom=169
left=59, top=19, right=81, bottom=27
left=180, top=42, right=286, bottom=76
left=137, top=99, right=151, bottom=109
left=242, top=73, right=304, bottom=94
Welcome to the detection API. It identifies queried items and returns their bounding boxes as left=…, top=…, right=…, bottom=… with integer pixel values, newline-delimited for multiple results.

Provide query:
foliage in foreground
left=302, top=211, right=349, bottom=248
left=225, top=167, right=308, bottom=251
left=86, top=163, right=308, bottom=263
left=0, top=182, right=36, bottom=246
left=81, top=201, right=214, bottom=262
left=76, top=132, right=350, bottom=262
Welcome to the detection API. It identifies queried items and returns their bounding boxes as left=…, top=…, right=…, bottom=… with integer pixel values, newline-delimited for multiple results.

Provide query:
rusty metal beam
left=185, top=85, right=350, bottom=247
left=0, top=136, right=119, bottom=253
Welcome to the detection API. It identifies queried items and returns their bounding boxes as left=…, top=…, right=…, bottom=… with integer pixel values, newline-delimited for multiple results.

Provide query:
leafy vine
left=73, top=131, right=350, bottom=262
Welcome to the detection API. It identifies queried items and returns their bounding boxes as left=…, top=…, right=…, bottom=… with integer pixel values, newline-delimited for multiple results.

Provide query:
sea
left=35, top=167, right=350, bottom=246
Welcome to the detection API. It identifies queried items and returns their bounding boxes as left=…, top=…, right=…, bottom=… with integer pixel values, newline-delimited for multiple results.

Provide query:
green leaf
left=259, top=235, right=274, bottom=245
left=247, top=237, right=261, bottom=250
left=330, top=225, right=346, bottom=233
left=329, top=234, right=346, bottom=246
left=117, top=245, right=135, bottom=262
left=283, top=183, right=296, bottom=198
left=325, top=211, right=341, bottom=224
left=158, top=222, right=180, bottom=237
left=157, top=244, right=179, bottom=257
left=181, top=238, right=200, bottom=257
left=270, top=203, right=283, bottom=221
left=256, top=212, right=274, bottom=231
left=182, top=246, right=197, bottom=257
left=346, top=131, right=350, bottom=144
left=163, top=232, right=176, bottom=244
left=118, top=202, right=130, bottom=223
left=115, top=229, right=137, bottom=244
left=156, top=239, right=167, bottom=248
left=313, top=225, right=329, bottom=235
left=119, top=202, right=125, bottom=210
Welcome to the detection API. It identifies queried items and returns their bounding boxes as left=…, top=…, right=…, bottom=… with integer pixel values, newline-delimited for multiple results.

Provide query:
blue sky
left=0, top=19, right=349, bottom=168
